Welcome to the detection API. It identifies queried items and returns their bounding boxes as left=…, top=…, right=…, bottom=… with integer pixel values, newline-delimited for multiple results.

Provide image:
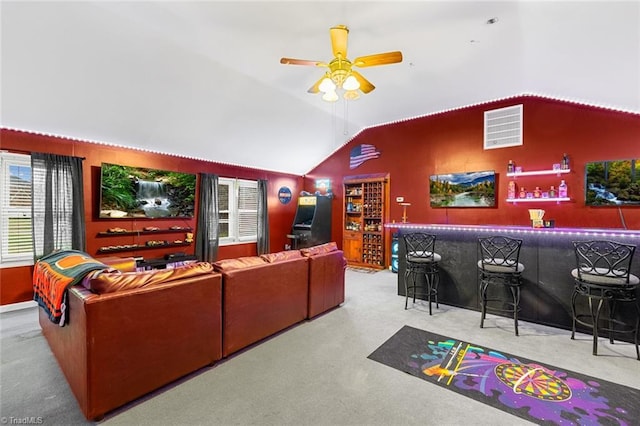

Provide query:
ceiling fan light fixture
left=343, top=90, right=360, bottom=101
left=322, top=90, right=339, bottom=102
left=318, top=77, right=336, bottom=93
left=281, top=25, right=403, bottom=101
left=342, top=74, right=360, bottom=91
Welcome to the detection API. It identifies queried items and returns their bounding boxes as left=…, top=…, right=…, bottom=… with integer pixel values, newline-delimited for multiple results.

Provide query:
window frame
left=218, top=177, right=258, bottom=246
left=0, top=152, right=34, bottom=267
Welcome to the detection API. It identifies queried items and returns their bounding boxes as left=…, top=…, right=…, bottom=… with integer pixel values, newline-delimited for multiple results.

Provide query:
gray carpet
left=2, top=270, right=639, bottom=425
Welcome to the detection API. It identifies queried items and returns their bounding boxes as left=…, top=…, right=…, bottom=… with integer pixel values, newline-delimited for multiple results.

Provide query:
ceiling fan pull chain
left=344, top=99, right=349, bottom=135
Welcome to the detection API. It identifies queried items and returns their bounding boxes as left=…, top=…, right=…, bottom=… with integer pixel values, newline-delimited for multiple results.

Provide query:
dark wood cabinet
left=343, top=175, right=389, bottom=269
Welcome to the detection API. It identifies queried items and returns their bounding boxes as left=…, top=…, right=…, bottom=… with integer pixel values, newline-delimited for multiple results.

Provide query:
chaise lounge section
left=39, top=261, right=223, bottom=421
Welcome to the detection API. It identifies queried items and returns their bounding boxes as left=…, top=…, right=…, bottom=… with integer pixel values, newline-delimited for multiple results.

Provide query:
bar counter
left=387, top=223, right=640, bottom=337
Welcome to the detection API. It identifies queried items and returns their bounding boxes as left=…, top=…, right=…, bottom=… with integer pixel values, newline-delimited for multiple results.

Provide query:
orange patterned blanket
left=33, top=250, right=109, bottom=325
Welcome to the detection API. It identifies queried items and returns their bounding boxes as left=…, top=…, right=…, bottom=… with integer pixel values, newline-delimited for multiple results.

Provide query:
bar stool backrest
left=478, top=236, right=523, bottom=272
left=403, top=233, right=437, bottom=261
left=573, top=240, right=636, bottom=285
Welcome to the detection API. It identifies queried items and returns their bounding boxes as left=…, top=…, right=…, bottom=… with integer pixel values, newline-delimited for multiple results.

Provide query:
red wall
left=3, top=95, right=638, bottom=305
left=305, top=96, right=640, bottom=246
left=0, top=129, right=302, bottom=305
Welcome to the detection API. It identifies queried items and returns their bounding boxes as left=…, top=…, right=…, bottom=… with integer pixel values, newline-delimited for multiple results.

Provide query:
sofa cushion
left=89, top=262, right=214, bottom=294
left=300, top=242, right=338, bottom=257
left=98, top=256, right=138, bottom=272
left=212, top=256, right=267, bottom=272
left=260, top=250, right=303, bottom=263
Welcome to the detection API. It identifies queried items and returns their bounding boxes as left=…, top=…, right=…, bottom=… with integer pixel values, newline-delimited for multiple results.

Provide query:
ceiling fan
left=280, top=25, right=403, bottom=102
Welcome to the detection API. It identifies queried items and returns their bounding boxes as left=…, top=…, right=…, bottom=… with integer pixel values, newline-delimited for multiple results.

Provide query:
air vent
left=484, top=104, right=523, bottom=150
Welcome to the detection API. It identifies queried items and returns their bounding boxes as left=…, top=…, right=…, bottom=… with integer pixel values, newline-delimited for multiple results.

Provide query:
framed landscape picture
left=585, top=158, right=640, bottom=206
left=430, top=170, right=496, bottom=207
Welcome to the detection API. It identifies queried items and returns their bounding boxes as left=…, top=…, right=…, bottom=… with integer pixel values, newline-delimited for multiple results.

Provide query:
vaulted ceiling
left=2, top=1, right=638, bottom=175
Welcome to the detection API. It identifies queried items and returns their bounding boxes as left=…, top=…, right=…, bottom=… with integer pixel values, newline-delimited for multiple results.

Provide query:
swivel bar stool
left=571, top=240, right=639, bottom=360
left=477, top=236, right=524, bottom=335
left=403, top=233, right=441, bottom=315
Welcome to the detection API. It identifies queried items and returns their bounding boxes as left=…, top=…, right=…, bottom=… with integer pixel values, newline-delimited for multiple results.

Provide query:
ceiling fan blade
left=330, top=25, right=349, bottom=58
left=351, top=71, right=375, bottom=94
left=280, top=57, right=326, bottom=67
left=307, top=75, right=326, bottom=94
left=353, top=51, right=403, bottom=68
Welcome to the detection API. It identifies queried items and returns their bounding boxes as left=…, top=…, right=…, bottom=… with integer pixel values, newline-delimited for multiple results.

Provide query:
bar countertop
left=389, top=222, right=640, bottom=339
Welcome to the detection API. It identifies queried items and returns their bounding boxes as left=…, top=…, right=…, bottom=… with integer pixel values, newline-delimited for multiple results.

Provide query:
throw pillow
left=260, top=250, right=303, bottom=263
left=300, top=242, right=338, bottom=257
left=212, top=256, right=267, bottom=272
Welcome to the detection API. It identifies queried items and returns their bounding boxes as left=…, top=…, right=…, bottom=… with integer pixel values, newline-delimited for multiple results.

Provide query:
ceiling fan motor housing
left=328, top=58, right=352, bottom=86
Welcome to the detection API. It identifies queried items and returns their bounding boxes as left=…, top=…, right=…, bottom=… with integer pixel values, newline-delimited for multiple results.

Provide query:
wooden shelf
left=507, top=169, right=571, bottom=177
left=98, top=241, right=191, bottom=254
left=97, top=228, right=192, bottom=237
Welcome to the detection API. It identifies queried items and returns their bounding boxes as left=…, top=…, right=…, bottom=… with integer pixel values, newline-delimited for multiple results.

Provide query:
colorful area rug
left=368, top=325, right=640, bottom=425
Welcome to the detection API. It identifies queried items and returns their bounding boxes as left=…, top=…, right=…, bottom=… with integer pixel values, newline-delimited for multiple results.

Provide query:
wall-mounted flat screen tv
left=429, top=170, right=496, bottom=207
left=585, top=158, right=640, bottom=206
left=99, top=163, right=196, bottom=218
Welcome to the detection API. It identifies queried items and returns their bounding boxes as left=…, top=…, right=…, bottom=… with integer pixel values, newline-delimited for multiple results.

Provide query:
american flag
left=349, top=144, right=381, bottom=169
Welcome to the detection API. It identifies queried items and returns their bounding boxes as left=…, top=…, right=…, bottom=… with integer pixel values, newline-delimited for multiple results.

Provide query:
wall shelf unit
left=507, top=169, right=570, bottom=178
left=97, top=242, right=191, bottom=254
left=506, top=197, right=571, bottom=204
left=96, top=227, right=193, bottom=254
left=507, top=164, right=571, bottom=203
left=97, top=227, right=192, bottom=237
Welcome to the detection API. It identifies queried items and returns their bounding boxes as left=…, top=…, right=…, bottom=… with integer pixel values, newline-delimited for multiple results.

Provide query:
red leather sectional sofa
left=38, top=243, right=345, bottom=420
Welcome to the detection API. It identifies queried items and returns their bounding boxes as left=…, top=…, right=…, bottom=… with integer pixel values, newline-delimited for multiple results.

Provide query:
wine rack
left=343, top=175, right=389, bottom=269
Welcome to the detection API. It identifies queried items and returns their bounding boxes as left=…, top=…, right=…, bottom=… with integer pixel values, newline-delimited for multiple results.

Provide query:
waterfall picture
left=99, top=163, right=196, bottom=218
left=429, top=170, right=496, bottom=207
left=585, top=158, right=640, bottom=206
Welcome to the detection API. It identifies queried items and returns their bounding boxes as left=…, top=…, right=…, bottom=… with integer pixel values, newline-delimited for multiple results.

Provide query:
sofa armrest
left=307, top=250, right=346, bottom=318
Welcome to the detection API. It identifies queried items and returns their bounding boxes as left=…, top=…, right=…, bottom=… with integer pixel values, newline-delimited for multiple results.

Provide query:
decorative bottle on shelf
left=508, top=160, right=515, bottom=173
left=519, top=187, right=526, bottom=199
left=508, top=181, right=516, bottom=199
left=534, top=187, right=542, bottom=198
left=561, top=153, right=569, bottom=170
left=549, top=185, right=556, bottom=198
left=558, top=180, right=568, bottom=198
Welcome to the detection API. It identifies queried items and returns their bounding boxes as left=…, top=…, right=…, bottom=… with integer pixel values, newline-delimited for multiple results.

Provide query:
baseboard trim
left=0, top=300, right=37, bottom=313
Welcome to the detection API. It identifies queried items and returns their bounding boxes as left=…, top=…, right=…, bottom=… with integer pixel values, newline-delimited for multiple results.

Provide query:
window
left=0, top=152, right=33, bottom=266
left=218, top=178, right=258, bottom=245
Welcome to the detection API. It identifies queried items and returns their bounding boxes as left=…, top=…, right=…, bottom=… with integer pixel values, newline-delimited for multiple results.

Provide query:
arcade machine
left=288, top=194, right=332, bottom=249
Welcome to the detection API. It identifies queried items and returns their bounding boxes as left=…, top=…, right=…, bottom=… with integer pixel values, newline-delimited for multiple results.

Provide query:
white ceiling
left=2, top=1, right=639, bottom=175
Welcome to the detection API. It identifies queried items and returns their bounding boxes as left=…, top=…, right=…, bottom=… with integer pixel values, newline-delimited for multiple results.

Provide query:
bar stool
left=477, top=236, right=524, bottom=335
left=571, top=240, right=639, bottom=360
left=403, top=233, right=441, bottom=315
